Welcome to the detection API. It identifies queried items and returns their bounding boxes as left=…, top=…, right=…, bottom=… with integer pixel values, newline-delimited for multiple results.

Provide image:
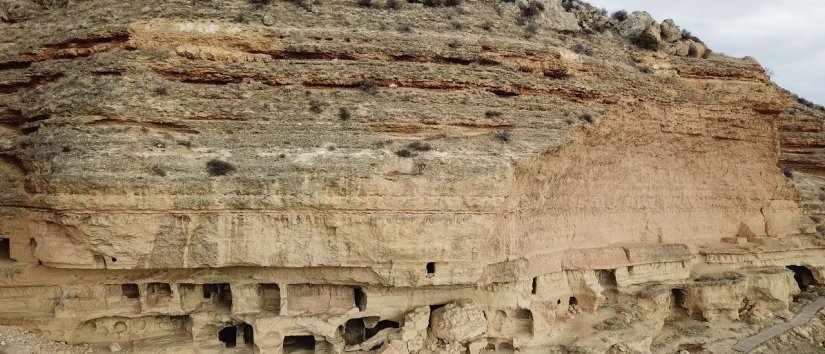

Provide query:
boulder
left=430, top=301, right=487, bottom=343
left=670, top=41, right=691, bottom=57
left=0, top=0, right=39, bottom=23
left=617, top=11, right=655, bottom=38
left=535, top=0, right=581, bottom=32
left=660, top=19, right=682, bottom=42
left=634, top=23, right=662, bottom=50
left=688, top=40, right=707, bottom=58
left=401, top=306, right=430, bottom=352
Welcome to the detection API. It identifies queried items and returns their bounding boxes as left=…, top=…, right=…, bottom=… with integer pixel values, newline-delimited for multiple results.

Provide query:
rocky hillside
left=0, top=0, right=823, bottom=353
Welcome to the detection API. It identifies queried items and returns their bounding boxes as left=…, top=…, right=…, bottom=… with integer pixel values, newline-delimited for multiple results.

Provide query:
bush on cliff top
left=206, top=159, right=236, bottom=176
left=611, top=10, right=627, bottom=22
left=519, top=0, right=545, bottom=20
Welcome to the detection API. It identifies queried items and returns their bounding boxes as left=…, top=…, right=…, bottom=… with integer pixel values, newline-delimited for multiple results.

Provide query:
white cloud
left=586, top=0, right=825, bottom=104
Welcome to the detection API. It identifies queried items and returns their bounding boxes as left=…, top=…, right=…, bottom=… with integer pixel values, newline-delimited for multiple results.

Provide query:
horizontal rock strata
left=0, top=0, right=823, bottom=353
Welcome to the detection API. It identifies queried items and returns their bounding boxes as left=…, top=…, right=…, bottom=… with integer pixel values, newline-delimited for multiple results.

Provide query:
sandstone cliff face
left=0, top=0, right=823, bottom=353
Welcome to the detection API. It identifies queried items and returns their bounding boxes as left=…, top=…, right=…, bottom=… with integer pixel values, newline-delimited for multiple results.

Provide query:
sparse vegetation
left=248, top=0, right=272, bottom=7
left=611, top=10, right=627, bottom=22
left=422, top=0, right=462, bottom=7
left=579, top=113, right=594, bottom=124
left=544, top=68, right=570, bottom=79
left=406, top=141, right=432, bottom=152
left=309, top=98, right=325, bottom=113
left=525, top=22, right=540, bottom=38
left=338, top=107, right=352, bottom=121
left=632, top=32, right=660, bottom=51
left=206, top=159, right=235, bottom=176
left=358, top=80, right=378, bottom=95
left=387, top=0, right=403, bottom=10
left=33, top=0, right=68, bottom=9
left=398, top=23, right=414, bottom=33
left=450, top=20, right=464, bottom=30
left=519, top=0, right=545, bottom=20
left=480, top=20, right=494, bottom=31
left=150, top=165, right=166, bottom=177
left=152, top=85, right=169, bottom=96
left=494, top=130, right=511, bottom=143
left=782, top=167, right=793, bottom=178
left=681, top=29, right=704, bottom=44
left=395, top=149, right=413, bottom=158
left=573, top=43, right=593, bottom=56
left=290, top=0, right=316, bottom=12
left=485, top=111, right=502, bottom=119
left=797, top=96, right=825, bottom=111
left=357, top=0, right=374, bottom=7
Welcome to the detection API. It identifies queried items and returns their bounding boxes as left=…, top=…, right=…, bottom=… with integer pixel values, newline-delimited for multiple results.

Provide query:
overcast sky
left=587, top=0, right=825, bottom=105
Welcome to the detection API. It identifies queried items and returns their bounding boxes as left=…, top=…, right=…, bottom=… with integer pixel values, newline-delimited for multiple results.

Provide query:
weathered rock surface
left=430, top=301, right=487, bottom=343
left=0, top=0, right=823, bottom=353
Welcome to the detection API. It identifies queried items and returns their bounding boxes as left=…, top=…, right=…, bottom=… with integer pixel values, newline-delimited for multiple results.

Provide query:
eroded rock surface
left=0, top=0, right=824, bottom=353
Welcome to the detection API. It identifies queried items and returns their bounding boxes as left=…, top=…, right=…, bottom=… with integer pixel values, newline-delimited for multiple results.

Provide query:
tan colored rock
left=401, top=306, right=430, bottom=352
left=688, top=40, right=708, bottom=58
left=539, top=0, right=582, bottom=32
left=671, top=41, right=691, bottom=56
left=660, top=19, right=682, bottom=42
left=618, top=11, right=656, bottom=38
left=430, top=301, right=487, bottom=343
left=0, top=0, right=818, bottom=353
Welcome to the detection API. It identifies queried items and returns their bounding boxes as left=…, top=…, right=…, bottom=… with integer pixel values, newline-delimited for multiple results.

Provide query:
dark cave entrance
left=0, top=238, right=11, bottom=261
left=283, top=335, right=315, bottom=352
left=354, top=287, right=367, bottom=311
left=218, top=323, right=253, bottom=348
left=203, top=283, right=232, bottom=310
left=788, top=265, right=817, bottom=291
left=121, top=284, right=140, bottom=299
left=218, top=326, right=236, bottom=348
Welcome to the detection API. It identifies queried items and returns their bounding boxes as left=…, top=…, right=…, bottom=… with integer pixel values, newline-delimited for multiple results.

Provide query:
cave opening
left=121, top=284, right=140, bottom=299
left=147, top=283, right=172, bottom=296
left=218, top=326, right=236, bottom=348
left=670, top=289, right=688, bottom=319
left=596, top=269, right=618, bottom=289
left=531, top=277, right=538, bottom=295
left=0, top=238, right=10, bottom=261
left=241, top=323, right=254, bottom=347
left=354, top=287, right=367, bottom=311
left=568, top=296, right=578, bottom=310
left=218, top=323, right=253, bottom=348
left=259, top=283, right=281, bottom=312
left=426, top=262, right=436, bottom=275
left=788, top=265, right=817, bottom=291
left=343, top=318, right=366, bottom=346
left=203, top=283, right=232, bottom=310
left=429, top=303, right=446, bottom=313
left=365, top=320, right=400, bottom=339
left=283, top=335, right=315, bottom=353
left=514, top=308, right=532, bottom=320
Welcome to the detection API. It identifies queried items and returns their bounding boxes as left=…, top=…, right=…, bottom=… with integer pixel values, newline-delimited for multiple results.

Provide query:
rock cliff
left=0, top=0, right=824, bottom=353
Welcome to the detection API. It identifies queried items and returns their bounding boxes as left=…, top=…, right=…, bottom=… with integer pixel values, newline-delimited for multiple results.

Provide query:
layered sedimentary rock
left=1, top=0, right=824, bottom=353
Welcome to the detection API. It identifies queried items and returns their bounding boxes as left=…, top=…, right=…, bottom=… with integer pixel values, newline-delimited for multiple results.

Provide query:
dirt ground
left=0, top=326, right=101, bottom=354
